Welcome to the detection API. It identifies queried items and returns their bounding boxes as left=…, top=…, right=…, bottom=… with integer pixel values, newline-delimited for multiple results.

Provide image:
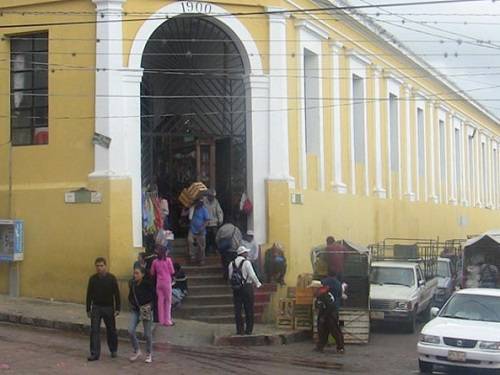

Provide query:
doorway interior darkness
left=141, top=16, right=248, bottom=236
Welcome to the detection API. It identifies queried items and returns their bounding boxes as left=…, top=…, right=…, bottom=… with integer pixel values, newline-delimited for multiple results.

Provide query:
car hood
left=370, top=284, right=414, bottom=300
left=422, top=317, right=500, bottom=341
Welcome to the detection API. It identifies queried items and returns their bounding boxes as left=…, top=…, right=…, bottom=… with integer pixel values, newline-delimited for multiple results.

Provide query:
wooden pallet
left=339, top=309, right=370, bottom=344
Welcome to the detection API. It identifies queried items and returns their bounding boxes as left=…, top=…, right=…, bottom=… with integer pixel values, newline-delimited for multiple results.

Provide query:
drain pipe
left=7, top=139, right=20, bottom=297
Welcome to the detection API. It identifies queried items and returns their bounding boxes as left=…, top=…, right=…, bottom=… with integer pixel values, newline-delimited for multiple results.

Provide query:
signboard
left=92, top=132, right=111, bottom=149
left=0, top=220, right=24, bottom=262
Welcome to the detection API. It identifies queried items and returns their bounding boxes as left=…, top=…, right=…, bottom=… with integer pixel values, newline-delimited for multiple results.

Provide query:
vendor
left=325, top=236, right=345, bottom=282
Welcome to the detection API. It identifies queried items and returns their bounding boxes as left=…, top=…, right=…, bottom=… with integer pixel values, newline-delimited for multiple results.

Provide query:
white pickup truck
left=370, top=261, right=438, bottom=333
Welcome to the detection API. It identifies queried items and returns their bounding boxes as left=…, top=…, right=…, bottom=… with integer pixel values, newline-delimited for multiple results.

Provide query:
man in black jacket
left=310, top=279, right=344, bottom=354
left=86, top=257, right=121, bottom=361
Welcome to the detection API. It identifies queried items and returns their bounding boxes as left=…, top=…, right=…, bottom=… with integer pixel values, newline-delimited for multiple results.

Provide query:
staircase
left=170, top=239, right=277, bottom=324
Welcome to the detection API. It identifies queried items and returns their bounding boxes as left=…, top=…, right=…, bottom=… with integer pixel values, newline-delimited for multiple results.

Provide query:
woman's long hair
left=157, top=245, right=168, bottom=260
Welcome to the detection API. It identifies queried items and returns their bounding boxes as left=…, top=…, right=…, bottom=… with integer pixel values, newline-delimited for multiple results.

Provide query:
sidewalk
left=0, top=295, right=310, bottom=347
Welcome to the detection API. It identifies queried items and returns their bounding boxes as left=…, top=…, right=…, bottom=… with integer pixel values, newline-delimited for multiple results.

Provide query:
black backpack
left=230, top=259, right=247, bottom=291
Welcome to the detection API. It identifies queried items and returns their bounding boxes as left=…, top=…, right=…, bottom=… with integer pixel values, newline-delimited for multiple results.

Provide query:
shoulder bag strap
left=132, top=282, right=141, bottom=307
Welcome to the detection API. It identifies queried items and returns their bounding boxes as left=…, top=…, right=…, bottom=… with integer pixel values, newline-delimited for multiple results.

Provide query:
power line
left=0, top=0, right=487, bottom=29
left=354, top=1, right=500, bottom=51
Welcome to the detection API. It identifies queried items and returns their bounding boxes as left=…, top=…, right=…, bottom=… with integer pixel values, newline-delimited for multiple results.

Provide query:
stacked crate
left=294, top=287, right=314, bottom=330
left=277, top=297, right=295, bottom=329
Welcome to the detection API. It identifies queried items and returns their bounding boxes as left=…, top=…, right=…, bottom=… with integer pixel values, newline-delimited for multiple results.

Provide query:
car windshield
left=440, top=294, right=500, bottom=322
left=437, top=261, right=451, bottom=278
left=370, top=267, right=415, bottom=287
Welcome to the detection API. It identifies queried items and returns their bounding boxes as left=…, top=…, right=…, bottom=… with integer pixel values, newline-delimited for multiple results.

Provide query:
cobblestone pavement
left=0, top=322, right=425, bottom=375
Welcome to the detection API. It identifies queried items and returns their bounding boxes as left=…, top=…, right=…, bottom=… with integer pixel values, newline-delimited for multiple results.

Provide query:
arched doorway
left=140, top=16, right=248, bottom=238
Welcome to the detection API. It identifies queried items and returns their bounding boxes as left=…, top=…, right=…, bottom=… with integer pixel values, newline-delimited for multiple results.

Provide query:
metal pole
left=7, top=139, right=20, bottom=297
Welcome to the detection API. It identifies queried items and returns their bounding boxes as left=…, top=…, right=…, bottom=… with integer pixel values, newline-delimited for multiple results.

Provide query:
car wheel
left=406, top=309, right=417, bottom=333
left=418, top=359, right=433, bottom=374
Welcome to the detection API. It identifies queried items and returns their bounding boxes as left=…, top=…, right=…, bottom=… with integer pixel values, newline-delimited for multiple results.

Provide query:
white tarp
left=464, top=230, right=500, bottom=248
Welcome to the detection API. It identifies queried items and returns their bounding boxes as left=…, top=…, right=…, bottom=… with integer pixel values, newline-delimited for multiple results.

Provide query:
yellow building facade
left=0, top=0, right=499, bottom=304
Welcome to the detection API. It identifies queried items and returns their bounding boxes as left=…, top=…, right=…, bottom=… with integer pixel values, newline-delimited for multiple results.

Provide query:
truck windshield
left=437, top=261, right=451, bottom=278
left=370, top=267, right=415, bottom=287
left=440, top=294, right=500, bottom=323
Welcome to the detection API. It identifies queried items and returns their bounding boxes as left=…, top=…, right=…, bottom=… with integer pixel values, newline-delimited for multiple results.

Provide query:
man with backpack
left=228, top=246, right=262, bottom=335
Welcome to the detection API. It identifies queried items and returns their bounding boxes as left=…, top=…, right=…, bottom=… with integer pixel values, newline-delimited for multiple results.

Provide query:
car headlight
left=479, top=341, right=500, bottom=350
left=420, top=334, right=440, bottom=344
left=396, top=301, right=412, bottom=310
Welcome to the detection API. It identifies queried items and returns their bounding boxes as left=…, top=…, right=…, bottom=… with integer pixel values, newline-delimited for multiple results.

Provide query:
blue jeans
left=128, top=310, right=153, bottom=354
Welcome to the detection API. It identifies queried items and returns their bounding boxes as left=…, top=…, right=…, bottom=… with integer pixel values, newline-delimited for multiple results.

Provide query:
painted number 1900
left=181, top=1, right=213, bottom=14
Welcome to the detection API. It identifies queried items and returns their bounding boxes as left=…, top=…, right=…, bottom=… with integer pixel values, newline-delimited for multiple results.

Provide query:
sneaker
left=129, top=350, right=142, bottom=362
left=87, top=355, right=99, bottom=362
left=111, top=352, right=118, bottom=358
left=145, top=354, right=153, bottom=363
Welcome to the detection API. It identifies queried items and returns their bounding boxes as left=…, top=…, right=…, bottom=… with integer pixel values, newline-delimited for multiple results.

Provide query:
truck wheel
left=418, top=359, right=433, bottom=373
left=406, top=309, right=417, bottom=333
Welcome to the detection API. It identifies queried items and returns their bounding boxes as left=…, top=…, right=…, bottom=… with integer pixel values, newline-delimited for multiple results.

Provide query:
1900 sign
left=181, top=1, right=213, bottom=14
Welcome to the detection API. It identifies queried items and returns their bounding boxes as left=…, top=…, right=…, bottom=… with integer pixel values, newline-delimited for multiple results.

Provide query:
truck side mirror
left=430, top=307, right=440, bottom=319
left=418, top=279, right=425, bottom=287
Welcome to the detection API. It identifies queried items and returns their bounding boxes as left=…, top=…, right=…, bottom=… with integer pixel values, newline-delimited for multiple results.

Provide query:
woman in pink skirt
left=151, top=246, right=175, bottom=326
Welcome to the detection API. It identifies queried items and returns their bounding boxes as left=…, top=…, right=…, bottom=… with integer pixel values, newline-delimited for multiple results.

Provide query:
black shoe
left=244, top=332, right=252, bottom=335
left=111, top=352, right=118, bottom=358
left=87, top=355, right=99, bottom=361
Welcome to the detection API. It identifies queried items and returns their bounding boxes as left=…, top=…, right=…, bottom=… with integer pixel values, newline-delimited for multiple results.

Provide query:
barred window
left=10, top=32, right=48, bottom=146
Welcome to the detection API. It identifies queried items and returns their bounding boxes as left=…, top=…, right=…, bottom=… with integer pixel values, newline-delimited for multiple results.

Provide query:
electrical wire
left=357, top=0, right=500, bottom=50
left=0, top=0, right=488, bottom=29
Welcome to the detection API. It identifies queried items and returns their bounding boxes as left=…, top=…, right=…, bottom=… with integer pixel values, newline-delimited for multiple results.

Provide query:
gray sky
left=350, top=0, right=500, bottom=121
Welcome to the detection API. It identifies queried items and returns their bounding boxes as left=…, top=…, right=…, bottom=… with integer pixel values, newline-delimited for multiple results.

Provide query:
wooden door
left=196, top=139, right=216, bottom=188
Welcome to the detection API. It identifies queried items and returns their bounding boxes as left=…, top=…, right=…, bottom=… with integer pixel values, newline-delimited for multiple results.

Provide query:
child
left=172, top=263, right=188, bottom=309
left=150, top=246, right=175, bottom=326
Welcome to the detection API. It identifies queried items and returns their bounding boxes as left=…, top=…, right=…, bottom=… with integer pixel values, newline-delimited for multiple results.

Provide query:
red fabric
left=326, top=243, right=345, bottom=275
left=242, top=198, right=253, bottom=215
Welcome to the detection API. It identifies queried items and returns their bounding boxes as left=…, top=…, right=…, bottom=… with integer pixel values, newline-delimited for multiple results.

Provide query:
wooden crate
left=277, top=298, right=295, bottom=329
left=295, top=287, right=314, bottom=305
left=294, top=304, right=313, bottom=330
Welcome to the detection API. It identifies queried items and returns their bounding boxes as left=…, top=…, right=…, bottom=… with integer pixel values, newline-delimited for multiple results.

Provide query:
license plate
left=371, top=311, right=384, bottom=320
left=448, top=350, right=466, bottom=362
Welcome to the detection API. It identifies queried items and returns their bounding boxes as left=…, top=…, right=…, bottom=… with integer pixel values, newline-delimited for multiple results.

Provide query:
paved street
left=0, top=322, right=424, bottom=374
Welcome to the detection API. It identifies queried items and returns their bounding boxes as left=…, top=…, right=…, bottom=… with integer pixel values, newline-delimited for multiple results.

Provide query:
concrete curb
left=0, top=312, right=140, bottom=340
left=213, top=329, right=311, bottom=346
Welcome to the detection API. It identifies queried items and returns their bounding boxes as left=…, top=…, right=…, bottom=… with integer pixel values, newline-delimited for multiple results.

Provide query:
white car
left=417, top=288, right=500, bottom=373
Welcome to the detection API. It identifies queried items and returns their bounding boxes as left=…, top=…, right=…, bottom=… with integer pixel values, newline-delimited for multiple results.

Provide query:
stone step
left=184, top=313, right=264, bottom=324
left=183, top=264, right=223, bottom=275
left=171, top=256, right=221, bottom=266
left=176, top=303, right=267, bottom=317
left=188, top=274, right=228, bottom=286
left=189, top=285, right=231, bottom=296
left=185, top=292, right=272, bottom=306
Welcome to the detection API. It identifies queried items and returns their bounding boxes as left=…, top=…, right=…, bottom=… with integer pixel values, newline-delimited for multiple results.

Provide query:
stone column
left=90, top=0, right=128, bottom=178
left=403, top=84, right=415, bottom=201
left=428, top=101, right=438, bottom=202
left=330, top=42, right=347, bottom=193
left=267, top=8, right=293, bottom=185
left=448, top=113, right=457, bottom=205
left=475, top=130, right=482, bottom=207
left=122, top=68, right=144, bottom=247
left=372, top=66, right=386, bottom=198
left=247, top=74, right=270, bottom=245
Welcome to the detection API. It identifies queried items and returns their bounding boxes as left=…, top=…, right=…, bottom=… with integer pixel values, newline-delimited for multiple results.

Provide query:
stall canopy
left=464, top=230, right=500, bottom=249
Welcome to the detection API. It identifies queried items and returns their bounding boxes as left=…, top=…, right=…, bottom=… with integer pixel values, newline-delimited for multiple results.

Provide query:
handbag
left=132, top=282, right=152, bottom=321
